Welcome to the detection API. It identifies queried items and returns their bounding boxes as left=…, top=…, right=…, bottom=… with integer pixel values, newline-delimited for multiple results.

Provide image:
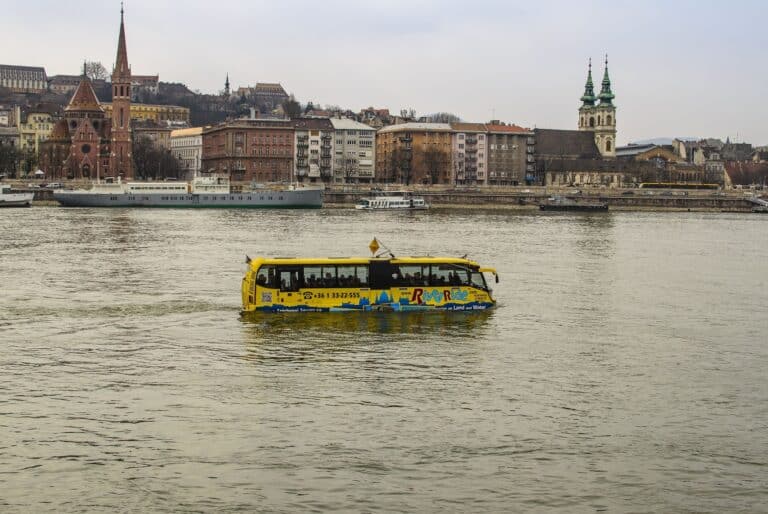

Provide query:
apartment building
left=202, top=119, right=294, bottom=182
left=293, top=118, right=334, bottom=183
left=330, top=118, right=376, bottom=184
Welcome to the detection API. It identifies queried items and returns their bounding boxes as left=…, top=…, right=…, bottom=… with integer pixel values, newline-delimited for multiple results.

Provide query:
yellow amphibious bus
left=241, top=256, right=498, bottom=313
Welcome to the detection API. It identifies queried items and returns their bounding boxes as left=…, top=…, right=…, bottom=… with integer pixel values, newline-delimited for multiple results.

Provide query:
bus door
left=276, top=266, right=301, bottom=305
left=369, top=260, right=400, bottom=304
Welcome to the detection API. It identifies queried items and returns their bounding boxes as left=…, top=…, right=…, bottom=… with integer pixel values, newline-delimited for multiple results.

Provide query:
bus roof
left=249, top=256, right=483, bottom=267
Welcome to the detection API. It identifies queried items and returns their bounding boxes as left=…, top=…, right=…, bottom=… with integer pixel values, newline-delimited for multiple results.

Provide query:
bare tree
left=386, top=147, right=412, bottom=184
left=0, top=145, right=21, bottom=178
left=399, top=108, right=417, bottom=121
left=426, top=112, right=461, bottom=123
left=421, top=147, right=450, bottom=185
left=342, top=154, right=359, bottom=183
left=85, top=61, right=108, bottom=81
left=132, top=136, right=181, bottom=180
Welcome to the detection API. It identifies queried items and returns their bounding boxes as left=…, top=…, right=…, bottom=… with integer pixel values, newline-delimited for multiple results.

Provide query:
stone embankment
left=325, top=186, right=761, bottom=211
left=6, top=179, right=763, bottom=211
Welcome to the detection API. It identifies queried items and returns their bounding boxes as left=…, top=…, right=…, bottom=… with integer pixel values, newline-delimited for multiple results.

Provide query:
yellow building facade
left=101, top=102, right=190, bottom=124
left=16, top=107, right=55, bottom=154
left=376, top=123, right=453, bottom=184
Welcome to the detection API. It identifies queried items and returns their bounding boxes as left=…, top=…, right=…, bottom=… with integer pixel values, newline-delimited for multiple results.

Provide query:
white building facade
left=170, top=127, right=203, bottom=178
left=330, top=118, right=376, bottom=184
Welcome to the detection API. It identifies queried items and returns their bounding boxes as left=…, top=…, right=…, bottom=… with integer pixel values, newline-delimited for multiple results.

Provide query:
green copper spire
left=598, top=54, right=615, bottom=105
left=580, top=58, right=596, bottom=107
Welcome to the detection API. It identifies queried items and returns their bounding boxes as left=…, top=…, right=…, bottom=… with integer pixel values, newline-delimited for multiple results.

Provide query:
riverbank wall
left=324, top=189, right=758, bottom=211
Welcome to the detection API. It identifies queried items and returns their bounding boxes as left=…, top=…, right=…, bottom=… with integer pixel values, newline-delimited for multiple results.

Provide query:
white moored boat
left=0, top=184, right=34, bottom=207
left=53, top=174, right=323, bottom=209
left=355, top=191, right=429, bottom=210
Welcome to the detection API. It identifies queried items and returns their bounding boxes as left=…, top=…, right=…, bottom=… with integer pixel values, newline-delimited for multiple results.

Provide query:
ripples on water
left=1, top=207, right=767, bottom=512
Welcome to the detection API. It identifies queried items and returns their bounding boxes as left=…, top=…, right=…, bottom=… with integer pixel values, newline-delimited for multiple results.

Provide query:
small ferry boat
left=355, top=191, right=429, bottom=210
left=53, top=174, right=323, bottom=209
left=241, top=245, right=498, bottom=313
left=0, top=184, right=34, bottom=207
left=539, top=195, right=608, bottom=212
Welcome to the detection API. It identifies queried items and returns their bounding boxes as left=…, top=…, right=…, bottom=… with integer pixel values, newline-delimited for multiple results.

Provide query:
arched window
left=606, top=140, right=612, bottom=152
left=589, top=117, right=595, bottom=128
left=607, top=115, right=613, bottom=125
left=598, top=116, right=602, bottom=125
left=114, top=86, right=118, bottom=97
left=119, top=107, right=124, bottom=128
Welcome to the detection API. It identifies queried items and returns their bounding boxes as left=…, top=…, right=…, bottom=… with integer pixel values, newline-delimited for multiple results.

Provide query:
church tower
left=224, top=73, right=231, bottom=97
left=110, top=4, right=133, bottom=178
left=578, top=56, right=617, bottom=158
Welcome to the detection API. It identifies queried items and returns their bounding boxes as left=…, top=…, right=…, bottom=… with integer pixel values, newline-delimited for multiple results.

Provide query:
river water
left=1, top=207, right=766, bottom=513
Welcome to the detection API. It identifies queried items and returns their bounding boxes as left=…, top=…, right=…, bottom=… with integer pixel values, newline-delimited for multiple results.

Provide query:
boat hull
left=355, top=206, right=429, bottom=211
left=244, top=301, right=495, bottom=313
left=54, top=189, right=322, bottom=208
left=0, top=194, right=34, bottom=207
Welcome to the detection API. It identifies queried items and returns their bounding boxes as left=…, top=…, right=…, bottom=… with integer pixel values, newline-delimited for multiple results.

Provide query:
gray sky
left=4, top=0, right=767, bottom=145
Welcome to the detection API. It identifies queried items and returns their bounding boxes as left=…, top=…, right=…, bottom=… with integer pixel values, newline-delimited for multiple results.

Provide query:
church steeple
left=580, top=58, right=596, bottom=107
left=110, top=2, right=133, bottom=179
left=225, top=73, right=231, bottom=96
left=113, top=2, right=130, bottom=78
left=598, top=54, right=615, bottom=105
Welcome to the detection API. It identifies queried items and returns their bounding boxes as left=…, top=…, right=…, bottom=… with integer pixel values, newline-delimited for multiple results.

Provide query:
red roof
left=486, top=123, right=531, bottom=133
left=64, top=77, right=104, bottom=113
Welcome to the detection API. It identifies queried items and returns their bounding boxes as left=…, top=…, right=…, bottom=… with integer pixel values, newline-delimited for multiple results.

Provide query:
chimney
left=249, top=107, right=256, bottom=119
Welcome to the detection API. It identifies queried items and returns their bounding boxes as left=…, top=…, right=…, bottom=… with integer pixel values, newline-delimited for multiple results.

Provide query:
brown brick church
left=41, top=7, right=134, bottom=180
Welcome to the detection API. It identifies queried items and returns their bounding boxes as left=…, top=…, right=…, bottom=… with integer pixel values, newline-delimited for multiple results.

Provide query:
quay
left=324, top=186, right=762, bottom=212
left=4, top=181, right=764, bottom=211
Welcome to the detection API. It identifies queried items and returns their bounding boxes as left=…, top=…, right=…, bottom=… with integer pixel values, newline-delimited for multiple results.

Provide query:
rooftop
left=329, top=118, right=375, bottom=131
left=378, top=122, right=452, bottom=133
left=171, top=127, right=204, bottom=137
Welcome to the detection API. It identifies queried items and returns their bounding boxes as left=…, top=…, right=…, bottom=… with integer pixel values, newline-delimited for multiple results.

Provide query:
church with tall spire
left=578, top=56, right=616, bottom=158
left=110, top=3, right=133, bottom=177
left=40, top=5, right=135, bottom=180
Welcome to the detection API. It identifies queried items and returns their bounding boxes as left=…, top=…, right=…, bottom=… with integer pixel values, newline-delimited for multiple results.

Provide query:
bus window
left=449, top=268, right=470, bottom=286
left=258, top=265, right=277, bottom=288
left=321, top=266, right=337, bottom=287
left=303, top=266, right=322, bottom=288
left=398, top=265, right=430, bottom=286
left=355, top=265, right=369, bottom=287
left=470, top=271, right=487, bottom=290
left=429, top=265, right=452, bottom=286
left=278, top=268, right=300, bottom=292
left=337, top=265, right=356, bottom=286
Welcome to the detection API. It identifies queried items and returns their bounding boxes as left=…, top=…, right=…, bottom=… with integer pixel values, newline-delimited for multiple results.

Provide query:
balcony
left=465, top=137, right=478, bottom=145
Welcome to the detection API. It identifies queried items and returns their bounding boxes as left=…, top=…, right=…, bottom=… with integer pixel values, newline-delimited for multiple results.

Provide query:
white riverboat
left=0, top=184, right=34, bottom=207
left=355, top=191, right=429, bottom=211
left=53, top=175, right=323, bottom=209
